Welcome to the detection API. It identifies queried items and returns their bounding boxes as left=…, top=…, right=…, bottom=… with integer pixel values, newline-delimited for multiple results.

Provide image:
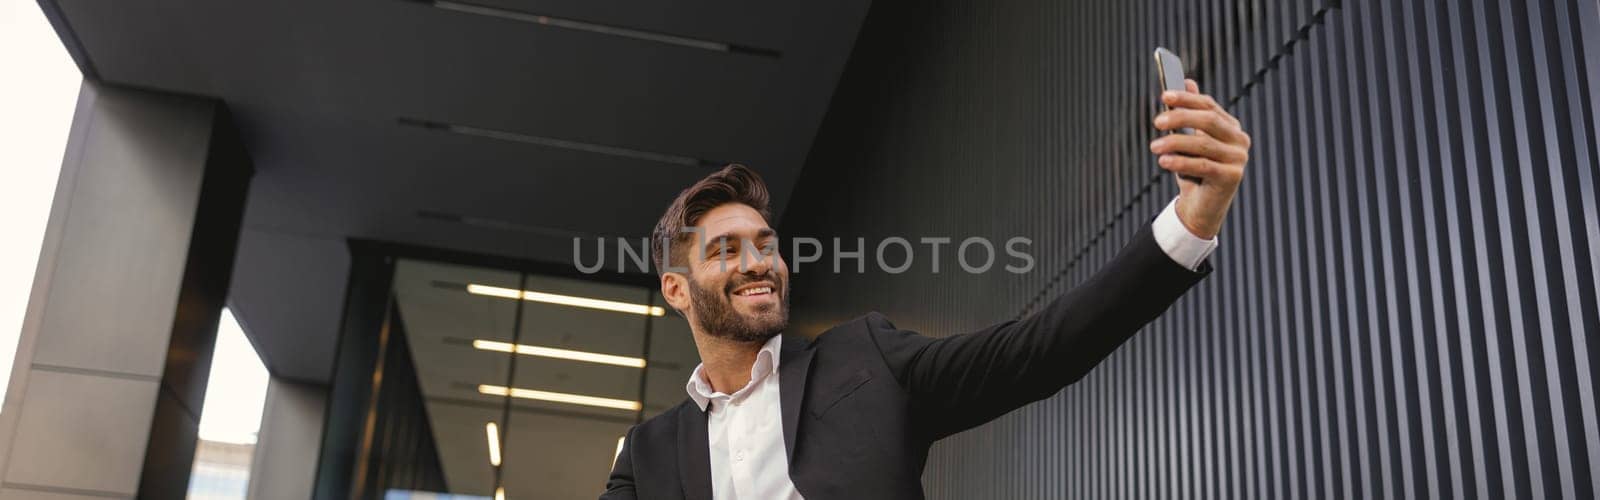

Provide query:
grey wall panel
left=783, top=0, right=1600, bottom=498
left=248, top=379, right=328, bottom=500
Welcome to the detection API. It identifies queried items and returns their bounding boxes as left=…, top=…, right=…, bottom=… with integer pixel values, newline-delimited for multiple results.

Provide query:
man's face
left=669, top=203, right=790, bottom=343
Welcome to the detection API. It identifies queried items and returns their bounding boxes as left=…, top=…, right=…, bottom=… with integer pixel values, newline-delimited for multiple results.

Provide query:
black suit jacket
left=601, top=224, right=1210, bottom=499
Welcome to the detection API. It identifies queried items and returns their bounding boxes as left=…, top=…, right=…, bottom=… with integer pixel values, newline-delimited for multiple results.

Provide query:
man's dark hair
left=650, top=163, right=773, bottom=277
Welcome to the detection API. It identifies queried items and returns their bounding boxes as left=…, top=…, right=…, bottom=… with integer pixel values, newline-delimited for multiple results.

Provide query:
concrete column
left=247, top=378, right=327, bottom=500
left=0, top=80, right=251, bottom=499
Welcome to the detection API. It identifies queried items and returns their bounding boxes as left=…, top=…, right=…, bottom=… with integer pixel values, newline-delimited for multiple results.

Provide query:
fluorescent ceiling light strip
left=447, top=122, right=706, bottom=166
left=473, top=339, right=647, bottom=368
left=467, top=283, right=666, bottom=316
left=485, top=422, right=502, bottom=466
left=467, top=284, right=523, bottom=300
left=479, top=384, right=642, bottom=411
left=430, top=0, right=741, bottom=54
left=416, top=210, right=599, bottom=240
left=399, top=117, right=717, bottom=167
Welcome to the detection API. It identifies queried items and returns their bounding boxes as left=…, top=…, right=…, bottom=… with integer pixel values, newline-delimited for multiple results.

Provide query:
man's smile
left=730, top=281, right=778, bottom=304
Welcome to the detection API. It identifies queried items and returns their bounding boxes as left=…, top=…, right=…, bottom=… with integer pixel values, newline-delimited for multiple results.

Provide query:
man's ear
left=660, top=273, right=691, bottom=317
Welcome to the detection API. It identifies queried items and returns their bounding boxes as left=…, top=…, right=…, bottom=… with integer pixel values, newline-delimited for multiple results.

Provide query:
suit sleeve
left=598, top=426, right=639, bottom=500
left=865, top=224, right=1210, bottom=440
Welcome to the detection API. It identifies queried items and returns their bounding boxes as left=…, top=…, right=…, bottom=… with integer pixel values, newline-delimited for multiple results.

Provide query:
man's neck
left=691, top=332, right=766, bottom=395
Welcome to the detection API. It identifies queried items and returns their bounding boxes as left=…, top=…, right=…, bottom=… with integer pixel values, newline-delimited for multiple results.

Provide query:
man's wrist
left=1152, top=196, right=1218, bottom=271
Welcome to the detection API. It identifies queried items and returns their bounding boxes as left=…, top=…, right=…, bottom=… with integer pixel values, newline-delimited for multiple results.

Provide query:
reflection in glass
left=394, top=260, right=520, bottom=497
left=391, top=260, right=699, bottom=499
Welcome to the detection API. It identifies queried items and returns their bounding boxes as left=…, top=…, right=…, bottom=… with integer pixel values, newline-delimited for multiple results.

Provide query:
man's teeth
left=736, top=287, right=773, bottom=296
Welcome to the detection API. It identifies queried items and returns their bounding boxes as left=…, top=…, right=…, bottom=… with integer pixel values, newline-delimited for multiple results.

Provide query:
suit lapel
left=677, top=404, right=713, bottom=500
left=778, top=335, right=815, bottom=462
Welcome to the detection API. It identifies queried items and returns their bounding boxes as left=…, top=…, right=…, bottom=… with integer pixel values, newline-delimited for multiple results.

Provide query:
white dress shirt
left=685, top=335, right=802, bottom=500
left=683, top=197, right=1215, bottom=499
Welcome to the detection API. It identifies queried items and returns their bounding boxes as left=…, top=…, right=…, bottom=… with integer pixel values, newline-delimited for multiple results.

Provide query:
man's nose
left=740, top=249, right=773, bottom=275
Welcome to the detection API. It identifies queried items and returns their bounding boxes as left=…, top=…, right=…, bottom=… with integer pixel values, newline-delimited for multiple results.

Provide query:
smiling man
left=600, top=81, right=1249, bottom=499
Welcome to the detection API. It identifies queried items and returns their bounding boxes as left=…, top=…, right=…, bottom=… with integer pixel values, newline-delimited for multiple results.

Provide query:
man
left=601, top=80, right=1249, bottom=499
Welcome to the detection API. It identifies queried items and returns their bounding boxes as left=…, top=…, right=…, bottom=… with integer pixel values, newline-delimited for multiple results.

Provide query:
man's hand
left=1148, top=79, right=1250, bottom=239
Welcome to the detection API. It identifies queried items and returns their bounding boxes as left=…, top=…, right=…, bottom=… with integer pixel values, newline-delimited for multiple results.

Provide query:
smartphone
left=1153, top=47, right=1203, bottom=183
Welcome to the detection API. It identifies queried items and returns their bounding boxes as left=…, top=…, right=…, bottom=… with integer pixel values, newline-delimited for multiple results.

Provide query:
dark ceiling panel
left=43, top=0, right=868, bottom=382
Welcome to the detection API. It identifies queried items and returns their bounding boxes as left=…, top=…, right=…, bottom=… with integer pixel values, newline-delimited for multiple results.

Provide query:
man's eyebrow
left=701, top=228, right=777, bottom=254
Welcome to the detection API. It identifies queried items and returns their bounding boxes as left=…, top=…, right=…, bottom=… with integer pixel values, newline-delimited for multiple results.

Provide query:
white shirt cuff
left=1151, top=196, right=1217, bottom=271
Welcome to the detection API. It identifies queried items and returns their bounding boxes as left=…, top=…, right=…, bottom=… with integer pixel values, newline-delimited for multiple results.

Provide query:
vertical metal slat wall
left=781, top=0, right=1600, bottom=498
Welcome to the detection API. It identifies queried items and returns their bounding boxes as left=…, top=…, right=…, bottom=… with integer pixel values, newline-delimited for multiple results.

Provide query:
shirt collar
left=685, top=335, right=784, bottom=412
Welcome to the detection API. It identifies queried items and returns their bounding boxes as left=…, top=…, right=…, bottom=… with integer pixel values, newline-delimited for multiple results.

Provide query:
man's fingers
left=1150, top=134, right=1249, bottom=164
left=1155, top=108, right=1239, bottom=140
left=1157, top=154, right=1243, bottom=184
left=1162, top=81, right=1242, bottom=128
left=1162, top=89, right=1222, bottom=112
left=1155, top=108, right=1249, bottom=145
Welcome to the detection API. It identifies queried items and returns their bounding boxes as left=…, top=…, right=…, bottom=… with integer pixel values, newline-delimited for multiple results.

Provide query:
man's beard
left=687, top=272, right=789, bottom=343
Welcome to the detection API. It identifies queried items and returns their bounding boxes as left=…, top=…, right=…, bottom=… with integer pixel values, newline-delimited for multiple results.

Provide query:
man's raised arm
left=864, top=223, right=1209, bottom=440
left=866, top=80, right=1248, bottom=440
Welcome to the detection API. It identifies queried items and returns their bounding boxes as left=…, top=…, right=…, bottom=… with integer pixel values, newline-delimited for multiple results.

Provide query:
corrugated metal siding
left=781, top=0, right=1600, bottom=498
